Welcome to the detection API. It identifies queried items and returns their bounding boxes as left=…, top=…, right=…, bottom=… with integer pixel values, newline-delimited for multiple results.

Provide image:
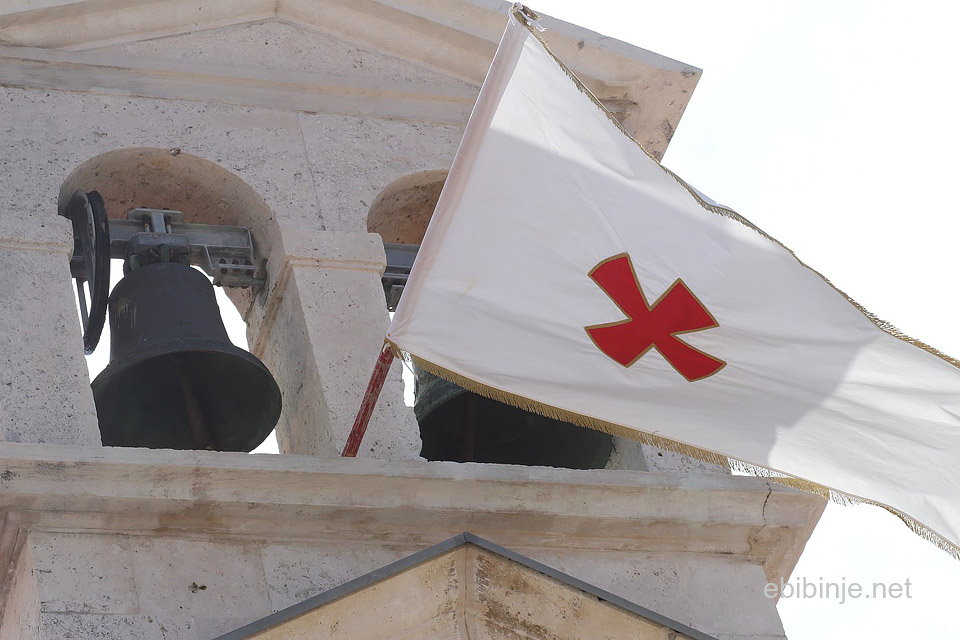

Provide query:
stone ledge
left=275, top=229, right=385, bottom=272
left=0, top=215, right=72, bottom=254
left=0, top=442, right=824, bottom=585
left=0, top=44, right=477, bottom=124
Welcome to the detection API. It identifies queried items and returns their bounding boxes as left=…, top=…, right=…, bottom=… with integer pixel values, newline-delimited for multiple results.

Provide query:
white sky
left=83, top=2, right=960, bottom=637
left=526, top=0, right=960, bottom=637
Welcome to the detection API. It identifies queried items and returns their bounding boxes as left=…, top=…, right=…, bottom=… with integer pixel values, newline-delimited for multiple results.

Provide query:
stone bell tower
left=0, top=1, right=823, bottom=638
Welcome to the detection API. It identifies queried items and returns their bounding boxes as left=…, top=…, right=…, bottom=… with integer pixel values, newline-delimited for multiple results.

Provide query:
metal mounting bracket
left=110, top=208, right=264, bottom=288
left=382, top=243, right=418, bottom=311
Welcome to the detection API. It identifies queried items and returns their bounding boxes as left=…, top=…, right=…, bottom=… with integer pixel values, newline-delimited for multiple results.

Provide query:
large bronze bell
left=415, top=368, right=613, bottom=469
left=92, top=262, right=282, bottom=451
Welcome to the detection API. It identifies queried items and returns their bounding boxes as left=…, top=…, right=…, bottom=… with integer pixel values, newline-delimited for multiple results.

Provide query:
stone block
left=36, top=613, right=180, bottom=640
left=128, top=537, right=272, bottom=640
left=0, top=538, right=39, bottom=640
left=29, top=532, right=138, bottom=615
left=298, top=113, right=463, bottom=233
left=260, top=542, right=412, bottom=612
left=0, top=245, right=100, bottom=445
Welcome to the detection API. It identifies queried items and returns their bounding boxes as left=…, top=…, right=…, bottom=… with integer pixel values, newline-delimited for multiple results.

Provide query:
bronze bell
left=415, top=368, right=613, bottom=469
left=92, top=262, right=282, bottom=451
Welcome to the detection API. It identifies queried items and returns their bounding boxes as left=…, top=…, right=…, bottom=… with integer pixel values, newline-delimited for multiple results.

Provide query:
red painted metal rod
left=341, top=344, right=395, bottom=457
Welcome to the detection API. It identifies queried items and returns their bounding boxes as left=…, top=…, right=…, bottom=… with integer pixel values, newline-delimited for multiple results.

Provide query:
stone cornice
left=0, top=442, right=823, bottom=589
left=0, top=0, right=698, bottom=79
left=0, top=44, right=477, bottom=124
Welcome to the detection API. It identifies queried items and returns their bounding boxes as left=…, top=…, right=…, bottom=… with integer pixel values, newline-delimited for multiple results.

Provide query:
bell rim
left=92, top=339, right=282, bottom=452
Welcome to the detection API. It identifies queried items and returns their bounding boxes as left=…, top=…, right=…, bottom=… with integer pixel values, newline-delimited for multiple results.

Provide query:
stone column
left=248, top=225, right=420, bottom=459
left=0, top=217, right=101, bottom=445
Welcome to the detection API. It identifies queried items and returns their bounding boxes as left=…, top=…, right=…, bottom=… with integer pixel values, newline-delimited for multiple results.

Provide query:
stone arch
left=366, top=169, right=447, bottom=244
left=57, top=147, right=282, bottom=322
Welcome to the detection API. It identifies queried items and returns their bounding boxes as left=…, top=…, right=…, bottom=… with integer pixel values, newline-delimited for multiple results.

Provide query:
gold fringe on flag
left=388, top=339, right=960, bottom=558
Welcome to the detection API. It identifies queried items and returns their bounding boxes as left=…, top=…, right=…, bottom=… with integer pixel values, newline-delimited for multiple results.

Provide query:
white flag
left=388, top=10, right=960, bottom=554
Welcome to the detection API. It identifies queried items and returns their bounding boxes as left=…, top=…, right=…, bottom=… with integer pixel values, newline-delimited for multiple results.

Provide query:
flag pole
left=341, top=343, right=395, bottom=457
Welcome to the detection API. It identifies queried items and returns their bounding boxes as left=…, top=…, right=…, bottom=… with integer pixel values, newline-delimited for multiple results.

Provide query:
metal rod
left=76, top=279, right=89, bottom=329
left=341, top=345, right=395, bottom=457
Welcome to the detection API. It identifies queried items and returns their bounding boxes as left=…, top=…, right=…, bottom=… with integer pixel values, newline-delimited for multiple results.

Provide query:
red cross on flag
left=387, top=10, right=960, bottom=555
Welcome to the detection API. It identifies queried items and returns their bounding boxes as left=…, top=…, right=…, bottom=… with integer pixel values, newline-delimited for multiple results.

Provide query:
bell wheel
left=62, top=189, right=111, bottom=354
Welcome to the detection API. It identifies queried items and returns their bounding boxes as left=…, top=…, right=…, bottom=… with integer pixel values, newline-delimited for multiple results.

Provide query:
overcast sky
left=527, top=1, right=960, bottom=637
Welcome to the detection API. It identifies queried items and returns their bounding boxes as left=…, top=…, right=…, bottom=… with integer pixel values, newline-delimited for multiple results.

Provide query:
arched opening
left=367, top=169, right=447, bottom=245
left=60, top=147, right=283, bottom=453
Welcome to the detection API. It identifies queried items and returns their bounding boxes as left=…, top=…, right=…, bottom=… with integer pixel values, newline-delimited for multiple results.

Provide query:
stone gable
left=97, top=20, right=476, bottom=91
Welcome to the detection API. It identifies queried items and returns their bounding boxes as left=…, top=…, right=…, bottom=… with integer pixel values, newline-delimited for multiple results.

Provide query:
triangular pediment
left=91, top=20, right=476, bottom=92
left=0, top=0, right=701, bottom=157
left=217, top=534, right=715, bottom=640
